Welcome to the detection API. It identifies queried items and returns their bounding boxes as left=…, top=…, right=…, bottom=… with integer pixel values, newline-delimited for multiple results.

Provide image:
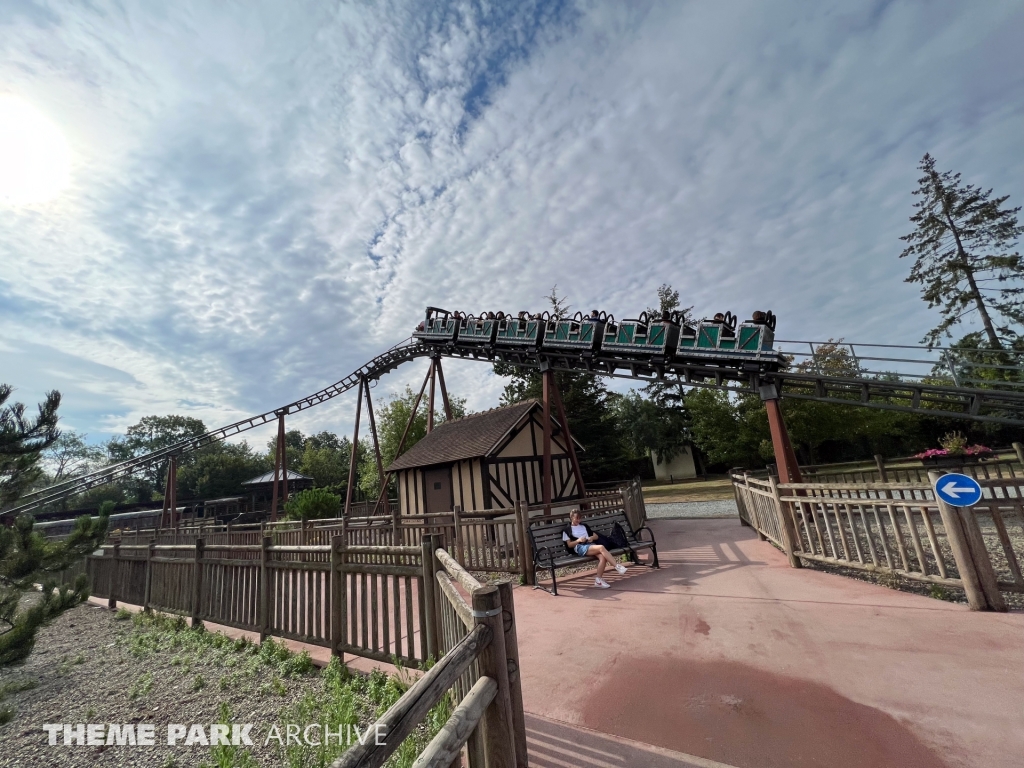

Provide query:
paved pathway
left=512, top=518, right=1024, bottom=768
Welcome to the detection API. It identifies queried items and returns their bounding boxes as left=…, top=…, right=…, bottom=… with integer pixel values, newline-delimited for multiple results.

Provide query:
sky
left=2, top=0, right=1023, bottom=449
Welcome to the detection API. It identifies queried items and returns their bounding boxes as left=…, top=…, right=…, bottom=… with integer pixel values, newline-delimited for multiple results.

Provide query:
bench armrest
left=534, top=544, right=555, bottom=567
left=634, top=526, right=656, bottom=544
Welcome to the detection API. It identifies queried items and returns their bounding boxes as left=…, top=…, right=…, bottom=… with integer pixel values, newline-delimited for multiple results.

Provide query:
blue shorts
left=574, top=543, right=591, bottom=556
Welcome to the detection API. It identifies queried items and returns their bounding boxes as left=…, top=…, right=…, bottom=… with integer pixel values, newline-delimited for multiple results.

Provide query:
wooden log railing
left=334, top=533, right=526, bottom=768
left=731, top=470, right=1024, bottom=611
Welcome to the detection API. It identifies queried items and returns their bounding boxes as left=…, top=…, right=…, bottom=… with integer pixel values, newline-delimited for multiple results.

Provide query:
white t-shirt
left=562, top=524, right=589, bottom=543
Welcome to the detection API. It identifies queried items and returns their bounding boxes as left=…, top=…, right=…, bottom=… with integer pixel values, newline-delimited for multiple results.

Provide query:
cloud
left=2, top=0, right=1022, bottom=444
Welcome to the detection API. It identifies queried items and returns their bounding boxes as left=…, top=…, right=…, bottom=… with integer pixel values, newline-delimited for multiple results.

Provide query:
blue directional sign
left=933, top=473, right=983, bottom=507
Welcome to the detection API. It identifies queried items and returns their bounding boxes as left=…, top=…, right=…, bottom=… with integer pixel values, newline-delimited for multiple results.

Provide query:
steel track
left=8, top=336, right=1024, bottom=516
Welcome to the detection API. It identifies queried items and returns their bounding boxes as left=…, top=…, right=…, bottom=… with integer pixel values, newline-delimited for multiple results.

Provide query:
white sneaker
left=595, top=577, right=610, bottom=588
left=614, top=563, right=627, bottom=575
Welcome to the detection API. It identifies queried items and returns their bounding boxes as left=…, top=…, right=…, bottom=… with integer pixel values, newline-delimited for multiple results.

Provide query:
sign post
left=933, top=473, right=982, bottom=507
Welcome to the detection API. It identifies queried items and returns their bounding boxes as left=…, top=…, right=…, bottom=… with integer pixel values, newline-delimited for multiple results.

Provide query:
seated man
left=562, top=510, right=627, bottom=589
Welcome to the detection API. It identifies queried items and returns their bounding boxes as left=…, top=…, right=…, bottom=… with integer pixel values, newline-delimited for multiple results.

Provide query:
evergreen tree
left=0, top=386, right=108, bottom=666
left=900, top=153, right=1024, bottom=349
left=0, top=385, right=61, bottom=507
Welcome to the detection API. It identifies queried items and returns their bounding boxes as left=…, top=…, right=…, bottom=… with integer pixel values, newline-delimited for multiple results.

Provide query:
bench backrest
left=528, top=510, right=639, bottom=559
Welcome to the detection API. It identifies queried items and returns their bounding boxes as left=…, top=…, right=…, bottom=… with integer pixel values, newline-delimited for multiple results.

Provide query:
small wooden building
left=386, top=399, right=584, bottom=516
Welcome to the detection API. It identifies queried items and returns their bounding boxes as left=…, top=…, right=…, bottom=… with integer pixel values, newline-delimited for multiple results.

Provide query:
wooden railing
left=102, top=486, right=647, bottom=583
left=732, top=470, right=1024, bottom=611
left=88, top=537, right=434, bottom=666
left=334, top=533, right=526, bottom=768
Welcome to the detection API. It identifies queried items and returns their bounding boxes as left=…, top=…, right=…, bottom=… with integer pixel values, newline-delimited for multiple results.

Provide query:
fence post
left=1014, top=442, right=1024, bottom=469
left=928, top=471, right=1005, bottom=611
left=330, top=535, right=344, bottom=659
left=767, top=475, right=802, bottom=568
left=515, top=501, right=533, bottom=586
left=452, top=505, right=463, bottom=565
left=143, top=540, right=155, bottom=612
left=874, top=454, right=888, bottom=482
left=421, top=534, right=439, bottom=661
left=191, top=538, right=205, bottom=627
left=496, top=581, right=528, bottom=768
left=107, top=541, right=120, bottom=609
left=472, top=586, right=515, bottom=768
left=259, top=535, right=271, bottom=641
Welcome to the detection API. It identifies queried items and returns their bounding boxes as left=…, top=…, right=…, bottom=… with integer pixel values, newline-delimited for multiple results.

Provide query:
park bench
left=528, top=510, right=659, bottom=595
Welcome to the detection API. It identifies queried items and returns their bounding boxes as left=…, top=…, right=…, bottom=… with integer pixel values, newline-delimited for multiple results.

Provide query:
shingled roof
left=386, top=399, right=563, bottom=472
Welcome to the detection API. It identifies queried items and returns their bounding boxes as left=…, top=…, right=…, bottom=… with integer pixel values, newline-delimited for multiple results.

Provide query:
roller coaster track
left=8, top=335, right=1024, bottom=516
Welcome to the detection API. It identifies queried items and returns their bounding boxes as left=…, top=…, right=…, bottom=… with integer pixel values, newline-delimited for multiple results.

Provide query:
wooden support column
left=270, top=413, right=287, bottom=522
left=364, top=379, right=387, bottom=506
left=435, top=357, right=454, bottom=421
left=160, top=462, right=172, bottom=530
left=542, top=368, right=553, bottom=516
left=550, top=376, right=585, bottom=499
left=1014, top=442, right=1024, bottom=469
left=761, top=385, right=802, bottom=484
left=427, top=359, right=437, bottom=433
left=344, top=380, right=364, bottom=519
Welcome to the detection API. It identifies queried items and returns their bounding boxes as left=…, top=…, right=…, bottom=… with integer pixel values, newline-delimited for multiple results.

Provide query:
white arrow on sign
left=940, top=481, right=973, bottom=498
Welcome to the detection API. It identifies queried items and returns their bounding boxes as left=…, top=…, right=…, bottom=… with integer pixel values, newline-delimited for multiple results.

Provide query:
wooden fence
left=732, top=470, right=1024, bottom=611
left=103, top=486, right=646, bottom=582
left=334, top=533, right=526, bottom=768
left=88, top=537, right=433, bottom=666
left=794, top=444, right=1024, bottom=484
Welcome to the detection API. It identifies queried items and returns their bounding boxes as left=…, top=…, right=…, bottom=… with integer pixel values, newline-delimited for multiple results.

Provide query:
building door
left=423, top=467, right=453, bottom=515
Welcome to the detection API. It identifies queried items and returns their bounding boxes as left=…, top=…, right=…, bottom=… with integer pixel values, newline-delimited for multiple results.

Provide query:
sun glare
left=0, top=95, right=72, bottom=206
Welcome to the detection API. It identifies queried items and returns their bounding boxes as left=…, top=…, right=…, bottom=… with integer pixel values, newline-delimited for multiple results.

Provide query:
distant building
left=650, top=446, right=697, bottom=482
left=241, top=469, right=314, bottom=511
left=385, top=399, right=584, bottom=515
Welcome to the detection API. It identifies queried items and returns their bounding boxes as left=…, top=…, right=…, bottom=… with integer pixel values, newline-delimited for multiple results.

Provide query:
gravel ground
left=0, top=604, right=339, bottom=768
left=645, top=500, right=739, bottom=519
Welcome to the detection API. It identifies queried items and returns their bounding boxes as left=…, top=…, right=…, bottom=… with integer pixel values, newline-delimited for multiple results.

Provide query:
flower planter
left=919, top=455, right=987, bottom=467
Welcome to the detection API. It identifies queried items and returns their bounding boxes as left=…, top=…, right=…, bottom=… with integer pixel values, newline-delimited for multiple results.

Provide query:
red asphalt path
left=513, top=518, right=1024, bottom=768
left=94, top=518, right=1024, bottom=767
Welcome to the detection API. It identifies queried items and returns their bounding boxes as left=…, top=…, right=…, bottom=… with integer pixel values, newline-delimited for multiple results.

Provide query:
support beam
left=550, top=376, right=586, bottom=499
left=435, top=356, right=453, bottom=421
left=270, top=414, right=286, bottom=522
left=427, top=359, right=437, bottom=433
left=167, top=455, right=178, bottom=528
left=542, top=368, right=553, bottom=514
left=364, top=380, right=386, bottom=505
left=760, top=385, right=802, bottom=484
left=344, top=379, right=364, bottom=519
left=160, top=461, right=172, bottom=530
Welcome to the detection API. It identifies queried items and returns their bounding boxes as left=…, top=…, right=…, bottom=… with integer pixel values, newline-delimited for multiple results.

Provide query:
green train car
left=414, top=306, right=780, bottom=367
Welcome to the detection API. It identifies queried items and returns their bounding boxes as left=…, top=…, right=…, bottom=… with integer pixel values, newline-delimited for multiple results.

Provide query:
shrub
left=283, top=488, right=341, bottom=521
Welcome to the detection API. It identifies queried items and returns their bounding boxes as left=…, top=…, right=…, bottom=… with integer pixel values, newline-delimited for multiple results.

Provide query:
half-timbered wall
left=394, top=407, right=582, bottom=515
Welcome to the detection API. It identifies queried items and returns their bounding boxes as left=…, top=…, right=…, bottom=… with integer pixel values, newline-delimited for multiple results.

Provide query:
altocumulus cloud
left=1, top=0, right=1022, bottom=441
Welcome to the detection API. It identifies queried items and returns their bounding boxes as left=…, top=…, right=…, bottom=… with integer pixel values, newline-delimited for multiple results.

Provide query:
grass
left=641, top=476, right=735, bottom=503
left=0, top=678, right=38, bottom=727
left=115, top=611, right=449, bottom=766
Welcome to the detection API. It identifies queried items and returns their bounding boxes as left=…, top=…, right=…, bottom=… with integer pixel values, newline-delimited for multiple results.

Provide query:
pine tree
left=900, top=153, right=1024, bottom=349
left=0, top=385, right=108, bottom=666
